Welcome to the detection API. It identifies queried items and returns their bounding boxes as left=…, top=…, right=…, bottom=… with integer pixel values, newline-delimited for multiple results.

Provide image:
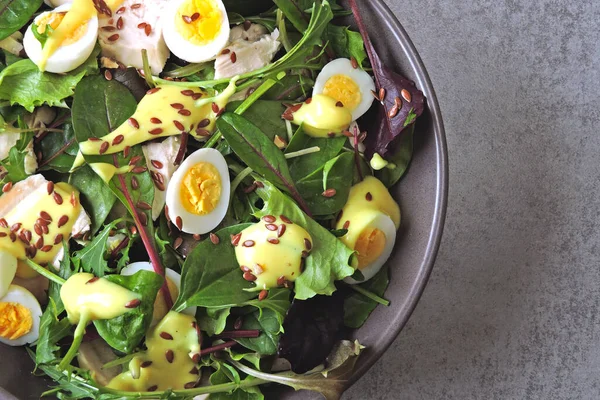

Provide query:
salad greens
left=0, top=0, right=425, bottom=398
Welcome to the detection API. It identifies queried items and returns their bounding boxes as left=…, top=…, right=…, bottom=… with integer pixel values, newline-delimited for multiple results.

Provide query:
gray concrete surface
left=345, top=1, right=600, bottom=399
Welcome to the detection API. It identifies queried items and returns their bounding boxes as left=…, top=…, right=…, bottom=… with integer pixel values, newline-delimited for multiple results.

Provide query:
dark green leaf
left=0, top=45, right=100, bottom=112
left=254, top=180, right=354, bottom=299
left=343, top=266, right=389, bottom=328
left=0, top=0, right=43, bottom=41
left=326, top=25, right=368, bottom=66
left=0, top=118, right=33, bottom=182
left=272, top=0, right=311, bottom=32
left=38, top=122, right=79, bottom=173
left=226, top=100, right=286, bottom=141
left=71, top=219, right=122, bottom=277
left=286, top=126, right=346, bottom=181
left=197, top=307, right=231, bottom=336
left=35, top=298, right=72, bottom=365
left=242, top=288, right=291, bottom=327
left=262, top=75, right=314, bottom=101
left=94, top=271, right=164, bottom=354
left=296, top=152, right=354, bottom=215
left=31, top=23, right=53, bottom=48
left=173, top=224, right=257, bottom=311
left=236, top=309, right=281, bottom=355
left=70, top=165, right=117, bottom=232
left=375, top=125, right=414, bottom=187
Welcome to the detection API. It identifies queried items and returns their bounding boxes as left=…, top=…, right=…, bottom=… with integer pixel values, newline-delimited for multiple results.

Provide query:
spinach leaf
left=94, top=271, right=164, bottom=354
left=326, top=25, right=368, bottom=66
left=278, top=292, right=344, bottom=373
left=0, top=45, right=100, bottom=112
left=226, top=100, right=286, bottom=141
left=348, top=0, right=425, bottom=157
left=243, top=288, right=291, bottom=327
left=296, top=153, right=354, bottom=215
left=286, top=127, right=346, bottom=181
left=173, top=224, right=257, bottom=311
left=262, top=75, right=314, bottom=101
left=0, top=118, right=33, bottom=182
left=0, top=0, right=43, bottom=41
left=70, top=165, right=116, bottom=233
left=254, top=180, right=354, bottom=299
left=71, top=219, right=122, bottom=277
left=38, top=121, right=79, bottom=173
left=343, top=266, right=389, bottom=329
left=110, top=67, right=148, bottom=102
left=375, top=124, right=414, bottom=187
left=217, top=112, right=310, bottom=214
left=236, top=309, right=281, bottom=356
left=198, top=307, right=231, bottom=336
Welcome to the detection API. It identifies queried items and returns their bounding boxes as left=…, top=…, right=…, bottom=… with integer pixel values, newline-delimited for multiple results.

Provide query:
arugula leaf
left=0, top=0, right=43, bottom=41
left=343, top=266, right=389, bottom=329
left=72, top=219, right=123, bottom=277
left=254, top=180, right=354, bottom=299
left=286, top=126, right=346, bottom=181
left=272, top=0, right=311, bottom=32
left=296, top=153, right=354, bottom=215
left=217, top=112, right=310, bottom=214
left=0, top=45, right=100, bottom=112
left=173, top=224, right=257, bottom=311
left=229, top=339, right=363, bottom=400
left=35, top=298, right=72, bottom=365
left=0, top=118, right=34, bottom=182
left=70, top=165, right=117, bottom=233
left=94, top=271, right=164, bottom=354
left=375, top=124, right=414, bottom=187
left=326, top=25, right=368, bottom=66
left=235, top=309, right=281, bottom=356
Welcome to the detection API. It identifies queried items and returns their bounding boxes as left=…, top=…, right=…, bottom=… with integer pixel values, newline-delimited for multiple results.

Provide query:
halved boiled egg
left=23, top=3, right=98, bottom=73
left=313, top=58, right=376, bottom=121
left=0, top=250, right=17, bottom=299
left=121, top=262, right=197, bottom=323
left=0, top=285, right=42, bottom=346
left=166, top=148, right=230, bottom=235
left=336, top=176, right=401, bottom=283
left=163, top=0, right=230, bottom=63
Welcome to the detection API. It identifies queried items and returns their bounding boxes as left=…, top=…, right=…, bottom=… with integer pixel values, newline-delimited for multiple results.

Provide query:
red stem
left=199, top=340, right=238, bottom=356
left=113, top=155, right=173, bottom=309
left=215, top=330, right=260, bottom=339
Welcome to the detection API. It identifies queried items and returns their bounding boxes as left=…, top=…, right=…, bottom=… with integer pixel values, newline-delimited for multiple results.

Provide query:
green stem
left=141, top=49, right=155, bottom=88
left=277, top=10, right=294, bottom=52
left=230, top=167, right=253, bottom=196
left=344, top=282, right=390, bottom=306
left=24, top=259, right=65, bottom=285
left=58, top=316, right=88, bottom=370
left=163, top=62, right=208, bottom=78
left=284, top=146, right=320, bottom=159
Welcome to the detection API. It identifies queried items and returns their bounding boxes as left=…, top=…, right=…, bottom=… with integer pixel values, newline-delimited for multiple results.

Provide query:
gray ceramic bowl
left=0, top=1, right=447, bottom=399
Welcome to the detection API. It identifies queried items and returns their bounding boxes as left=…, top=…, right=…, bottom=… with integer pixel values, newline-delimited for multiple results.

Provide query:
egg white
left=0, top=285, right=42, bottom=346
left=344, top=213, right=396, bottom=284
left=166, top=148, right=230, bottom=235
left=121, top=262, right=197, bottom=316
left=0, top=250, right=17, bottom=299
left=23, top=3, right=98, bottom=73
left=313, top=58, right=376, bottom=121
left=162, top=0, right=230, bottom=63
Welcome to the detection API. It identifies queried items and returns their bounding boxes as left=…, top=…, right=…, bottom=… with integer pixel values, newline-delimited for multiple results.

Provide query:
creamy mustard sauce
left=335, top=176, right=401, bottom=269
left=290, top=94, right=352, bottom=138
left=235, top=216, right=312, bottom=289
left=78, top=79, right=237, bottom=157
left=107, top=311, right=201, bottom=392
left=60, top=272, right=139, bottom=324
left=39, top=0, right=124, bottom=70
left=89, top=163, right=131, bottom=184
left=0, top=181, right=83, bottom=269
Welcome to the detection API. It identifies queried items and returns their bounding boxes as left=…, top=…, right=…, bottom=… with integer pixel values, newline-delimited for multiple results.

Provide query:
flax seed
left=2, top=182, right=12, bottom=193
left=160, top=332, right=173, bottom=340
left=165, top=349, right=174, bottom=363
left=191, top=12, right=200, bottom=21
left=112, top=134, right=124, bottom=145
left=54, top=233, right=64, bottom=245
left=149, top=128, right=163, bottom=135
left=277, top=224, right=286, bottom=238
left=230, top=52, right=237, bottom=63
left=125, top=299, right=141, bottom=308
left=231, top=233, right=241, bottom=246
left=258, top=290, right=268, bottom=301
left=150, top=117, right=162, bottom=124
left=210, top=233, right=219, bottom=245
left=322, top=188, right=336, bottom=197
left=108, top=34, right=119, bottom=42
left=267, top=238, right=280, bottom=244
left=141, top=361, right=153, bottom=368
left=401, top=89, right=412, bottom=102
left=243, top=271, right=257, bottom=281
left=47, top=181, right=54, bottom=195
left=147, top=87, right=160, bottom=95
left=128, top=118, right=139, bottom=129
left=242, top=240, right=255, bottom=247
left=175, top=216, right=183, bottom=230
left=151, top=159, right=163, bottom=169
left=116, top=17, right=123, bottom=29
left=178, top=109, right=192, bottom=116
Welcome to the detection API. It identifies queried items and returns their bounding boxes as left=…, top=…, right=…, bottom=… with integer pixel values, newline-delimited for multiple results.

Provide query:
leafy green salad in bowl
left=0, top=0, right=426, bottom=398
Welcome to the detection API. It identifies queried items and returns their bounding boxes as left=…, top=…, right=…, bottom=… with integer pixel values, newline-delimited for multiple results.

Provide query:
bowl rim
left=344, top=0, right=449, bottom=389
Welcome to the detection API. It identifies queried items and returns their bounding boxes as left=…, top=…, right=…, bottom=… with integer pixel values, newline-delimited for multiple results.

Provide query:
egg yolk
left=36, top=11, right=87, bottom=46
left=323, top=74, right=362, bottom=112
left=175, top=0, right=223, bottom=46
left=354, top=228, right=386, bottom=269
left=0, top=302, right=32, bottom=340
left=180, top=162, right=222, bottom=215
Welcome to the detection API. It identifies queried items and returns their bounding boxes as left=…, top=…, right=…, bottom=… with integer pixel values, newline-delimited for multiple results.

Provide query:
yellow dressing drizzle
left=78, top=79, right=238, bottom=157
left=0, top=181, right=83, bottom=266
left=60, top=272, right=139, bottom=324
left=107, top=311, right=201, bottom=391
left=290, top=94, right=352, bottom=138
left=235, top=216, right=312, bottom=290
